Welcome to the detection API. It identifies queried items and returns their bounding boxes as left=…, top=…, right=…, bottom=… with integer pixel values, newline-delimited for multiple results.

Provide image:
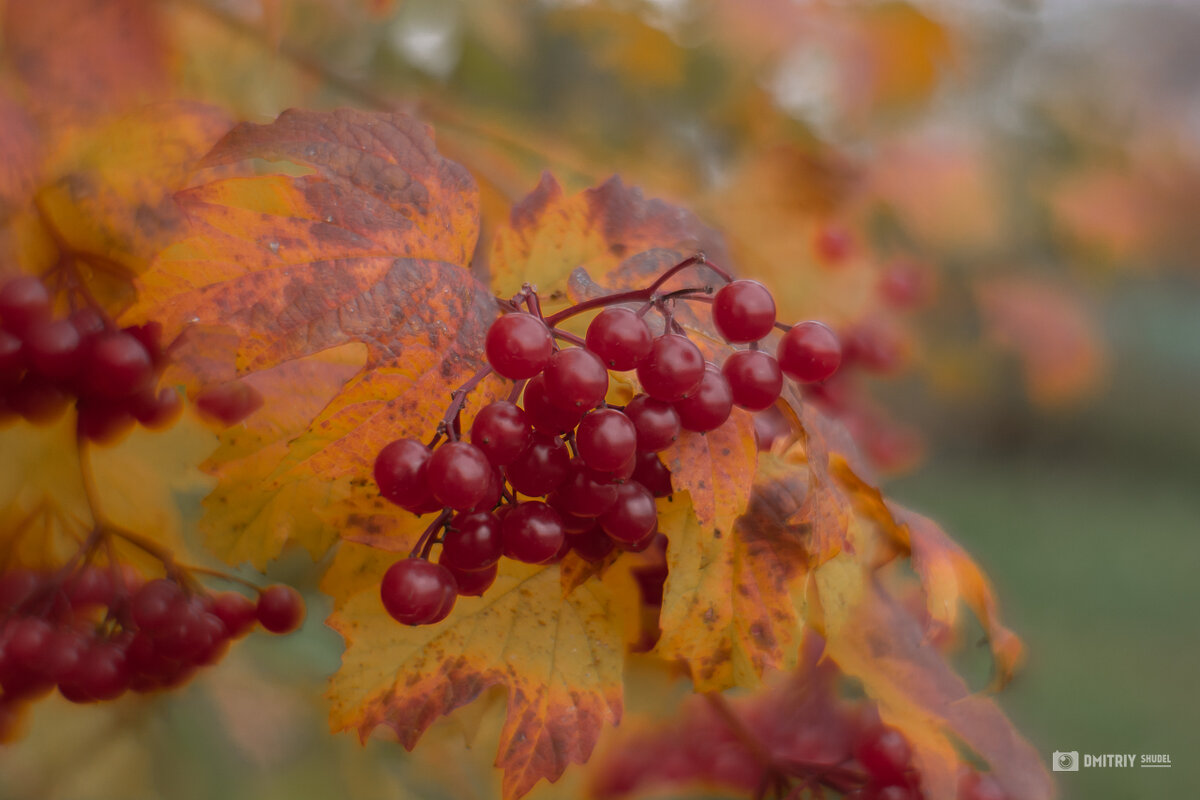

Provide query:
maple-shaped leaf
left=326, top=552, right=625, bottom=799
left=487, top=173, right=728, bottom=298
left=125, top=109, right=498, bottom=565
left=823, top=583, right=1054, bottom=800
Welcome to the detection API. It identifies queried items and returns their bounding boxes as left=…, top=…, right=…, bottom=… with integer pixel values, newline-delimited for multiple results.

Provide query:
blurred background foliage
left=1, top=0, right=1198, bottom=798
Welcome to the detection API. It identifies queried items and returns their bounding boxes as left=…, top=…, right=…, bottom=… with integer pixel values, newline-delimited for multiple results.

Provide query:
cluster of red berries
left=0, top=564, right=303, bottom=711
left=0, top=275, right=180, bottom=441
left=843, top=724, right=923, bottom=799
left=371, top=257, right=844, bottom=626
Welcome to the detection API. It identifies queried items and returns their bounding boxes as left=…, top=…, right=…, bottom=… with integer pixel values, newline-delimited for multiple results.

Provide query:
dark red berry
left=505, top=432, right=570, bottom=497
left=521, top=373, right=586, bottom=434
left=543, top=347, right=609, bottom=411
left=632, top=452, right=673, bottom=498
left=550, top=460, right=618, bottom=518
left=374, top=438, right=433, bottom=512
left=256, top=584, right=305, bottom=633
left=673, top=364, right=733, bottom=432
left=854, top=725, right=912, bottom=786
left=722, top=350, right=782, bottom=411
left=381, top=558, right=458, bottom=625
left=585, top=307, right=652, bottom=370
left=712, top=280, right=776, bottom=343
left=778, top=321, right=842, bottom=383
left=65, top=566, right=115, bottom=607
left=195, top=380, right=264, bottom=426
left=211, top=592, right=257, bottom=638
left=441, top=511, right=503, bottom=572
left=501, top=501, right=565, bottom=564
left=0, top=276, right=51, bottom=335
left=427, top=441, right=493, bottom=512
left=637, top=334, right=704, bottom=401
left=485, top=313, right=553, bottom=380
left=623, top=394, right=680, bottom=452
left=132, top=578, right=184, bottom=631
left=82, top=331, right=154, bottom=399
left=470, top=400, right=531, bottom=465
left=77, top=398, right=136, bottom=444
left=7, top=373, right=69, bottom=424
left=599, top=481, right=658, bottom=544
left=24, top=318, right=83, bottom=380
left=576, top=408, right=637, bottom=472
left=130, top=386, right=183, bottom=429
left=567, top=525, right=616, bottom=563
left=444, top=562, right=497, bottom=597
left=0, top=330, right=24, bottom=382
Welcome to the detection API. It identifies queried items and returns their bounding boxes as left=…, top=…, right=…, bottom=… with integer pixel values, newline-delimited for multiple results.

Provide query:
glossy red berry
left=211, top=592, right=257, bottom=638
left=501, top=501, right=565, bottom=563
left=585, top=307, right=652, bottom=370
left=576, top=408, right=637, bottom=472
left=24, top=318, right=83, bottom=380
left=778, top=321, right=842, bottom=383
left=470, top=401, right=531, bottom=466
left=256, top=585, right=305, bottom=633
left=374, top=438, right=433, bottom=512
left=599, top=481, right=657, bottom=544
left=0, top=330, right=24, bottom=382
left=673, top=365, right=733, bottom=432
left=441, top=511, right=503, bottom=572
left=485, top=313, right=553, bottom=380
left=426, top=441, right=492, bottom=511
left=444, top=562, right=497, bottom=597
left=712, top=280, right=776, bottom=343
left=722, top=350, right=783, bottom=411
left=632, top=452, right=673, bottom=498
left=505, top=432, right=569, bottom=497
left=623, top=394, right=680, bottom=452
left=521, top=373, right=586, bottom=434
left=636, top=334, right=704, bottom=401
left=543, top=347, right=609, bottom=411
left=381, top=558, right=458, bottom=625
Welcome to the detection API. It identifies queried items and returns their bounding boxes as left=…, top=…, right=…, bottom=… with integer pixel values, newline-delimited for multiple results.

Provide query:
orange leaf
left=488, top=173, right=726, bottom=298
left=126, top=110, right=497, bottom=566
left=822, top=583, right=1054, bottom=800
left=326, top=557, right=624, bottom=799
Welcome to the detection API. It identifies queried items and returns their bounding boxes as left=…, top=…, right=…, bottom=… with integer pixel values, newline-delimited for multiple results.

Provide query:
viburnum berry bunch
left=0, top=549, right=304, bottom=722
left=0, top=274, right=180, bottom=442
left=373, top=254, right=844, bottom=626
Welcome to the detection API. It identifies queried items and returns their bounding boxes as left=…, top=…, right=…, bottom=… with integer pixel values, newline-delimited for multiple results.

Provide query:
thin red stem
left=409, top=509, right=453, bottom=559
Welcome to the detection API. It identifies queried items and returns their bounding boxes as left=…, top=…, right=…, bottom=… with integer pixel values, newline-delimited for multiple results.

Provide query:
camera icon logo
left=1053, top=751, right=1080, bottom=772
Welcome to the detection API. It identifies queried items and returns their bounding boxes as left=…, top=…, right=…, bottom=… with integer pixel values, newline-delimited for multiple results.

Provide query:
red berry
left=567, top=525, right=616, bottom=563
left=585, top=307, right=652, bottom=370
left=256, top=584, right=305, bottom=633
left=0, top=275, right=51, bottom=335
left=712, top=280, right=776, bottom=343
left=132, top=578, right=184, bottom=632
left=623, top=394, right=680, bottom=452
left=82, top=331, right=154, bottom=399
left=0, top=330, right=24, bottom=383
left=381, top=558, right=457, bottom=625
left=549, top=460, right=618, bottom=518
left=427, top=441, right=493, bottom=511
left=374, top=438, right=433, bottom=512
left=599, top=481, right=657, bottom=543
left=485, top=313, right=553, bottom=380
left=470, top=400, right=531, bottom=466
left=813, top=222, right=853, bottom=264
left=76, top=398, right=136, bottom=444
left=778, top=321, right=842, bottom=383
left=854, top=725, right=912, bottom=786
left=211, top=592, right=257, bottom=638
left=444, top=562, right=497, bottom=597
left=722, top=350, right=782, bottom=411
left=7, top=373, right=70, bottom=424
left=673, top=365, right=733, bottom=432
left=24, top=318, right=83, bottom=380
left=637, top=334, right=704, bottom=401
left=69, top=307, right=107, bottom=342
left=958, top=771, right=1007, bottom=800
left=440, top=511, right=503, bottom=572
left=505, top=432, right=569, bottom=497
left=543, top=347, right=609, bottom=412
left=576, top=408, right=637, bottom=472
left=632, top=452, right=673, bottom=498
left=521, top=373, right=586, bottom=434
left=195, top=380, right=264, bottom=426
left=130, top=386, right=183, bottom=429
left=65, top=566, right=115, bottom=607
left=501, top=501, right=565, bottom=563
left=62, top=640, right=129, bottom=701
